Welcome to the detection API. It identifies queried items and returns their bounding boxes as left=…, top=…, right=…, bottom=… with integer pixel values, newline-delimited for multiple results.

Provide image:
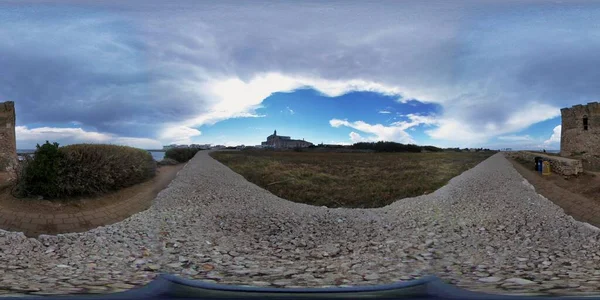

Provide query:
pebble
left=505, top=278, right=537, bottom=285
left=478, top=277, right=503, bottom=283
left=364, top=274, right=380, bottom=281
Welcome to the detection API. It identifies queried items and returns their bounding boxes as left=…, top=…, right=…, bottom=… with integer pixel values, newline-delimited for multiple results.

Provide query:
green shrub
left=165, top=148, right=200, bottom=163
left=15, top=142, right=156, bottom=199
left=17, top=141, right=64, bottom=198
left=422, top=145, right=444, bottom=152
left=157, top=158, right=179, bottom=166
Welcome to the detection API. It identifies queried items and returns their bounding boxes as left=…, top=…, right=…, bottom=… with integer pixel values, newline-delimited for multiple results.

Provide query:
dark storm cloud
left=2, top=0, right=600, bottom=143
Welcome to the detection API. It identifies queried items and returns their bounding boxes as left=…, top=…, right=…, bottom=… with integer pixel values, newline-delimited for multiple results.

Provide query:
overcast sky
left=2, top=0, right=599, bottom=149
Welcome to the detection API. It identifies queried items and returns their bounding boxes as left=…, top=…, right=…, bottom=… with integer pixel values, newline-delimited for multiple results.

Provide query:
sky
left=2, top=1, right=599, bottom=150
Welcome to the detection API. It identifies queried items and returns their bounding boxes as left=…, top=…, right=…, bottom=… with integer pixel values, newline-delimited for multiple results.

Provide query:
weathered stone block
left=0, top=101, right=17, bottom=171
left=505, top=151, right=583, bottom=176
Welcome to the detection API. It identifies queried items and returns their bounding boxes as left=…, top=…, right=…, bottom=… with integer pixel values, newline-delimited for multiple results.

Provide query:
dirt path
left=507, top=157, right=600, bottom=228
left=0, top=163, right=185, bottom=237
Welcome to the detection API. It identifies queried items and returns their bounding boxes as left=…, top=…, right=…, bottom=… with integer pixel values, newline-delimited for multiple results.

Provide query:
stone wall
left=0, top=101, right=17, bottom=172
left=504, top=151, right=583, bottom=176
left=560, top=102, right=600, bottom=156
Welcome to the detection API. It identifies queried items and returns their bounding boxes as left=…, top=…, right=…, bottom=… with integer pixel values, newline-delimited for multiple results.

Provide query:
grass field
left=210, top=150, right=496, bottom=208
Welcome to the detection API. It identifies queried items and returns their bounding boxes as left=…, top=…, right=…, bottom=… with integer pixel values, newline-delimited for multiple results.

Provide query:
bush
left=14, top=142, right=156, bottom=199
left=165, top=148, right=201, bottom=163
left=16, top=141, right=64, bottom=198
left=422, top=145, right=444, bottom=152
left=157, top=158, right=179, bottom=166
left=351, top=141, right=422, bottom=153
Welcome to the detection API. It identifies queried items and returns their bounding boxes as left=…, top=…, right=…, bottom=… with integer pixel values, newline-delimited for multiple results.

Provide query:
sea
left=17, top=149, right=166, bottom=161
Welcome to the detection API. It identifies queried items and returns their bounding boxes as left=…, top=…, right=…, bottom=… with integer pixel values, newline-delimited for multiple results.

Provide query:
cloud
left=544, top=125, right=561, bottom=145
left=328, top=141, right=352, bottom=146
left=2, top=2, right=599, bottom=147
left=378, top=110, right=392, bottom=114
left=158, top=126, right=202, bottom=145
left=16, top=126, right=162, bottom=149
left=426, top=103, right=560, bottom=143
left=330, top=114, right=437, bottom=143
left=392, top=114, right=439, bottom=129
left=497, top=135, right=534, bottom=142
left=281, top=106, right=295, bottom=115
left=349, top=132, right=368, bottom=143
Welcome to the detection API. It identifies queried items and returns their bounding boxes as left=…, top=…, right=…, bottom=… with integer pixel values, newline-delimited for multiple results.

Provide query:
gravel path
left=1, top=151, right=600, bottom=296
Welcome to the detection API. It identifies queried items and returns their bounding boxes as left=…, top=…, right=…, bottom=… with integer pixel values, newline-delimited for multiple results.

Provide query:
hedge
left=15, top=142, right=156, bottom=199
left=164, top=148, right=201, bottom=163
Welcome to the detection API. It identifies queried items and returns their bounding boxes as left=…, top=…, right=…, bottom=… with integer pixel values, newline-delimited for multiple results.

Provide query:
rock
left=478, top=277, right=503, bottom=283
left=167, top=262, right=182, bottom=268
left=272, top=280, right=292, bottom=287
left=107, top=283, right=136, bottom=289
left=144, top=264, right=161, bottom=271
left=205, top=272, right=223, bottom=281
left=516, top=257, right=528, bottom=262
left=364, top=273, right=380, bottom=281
left=251, top=281, right=271, bottom=287
left=182, top=268, right=199, bottom=276
left=505, top=278, right=536, bottom=285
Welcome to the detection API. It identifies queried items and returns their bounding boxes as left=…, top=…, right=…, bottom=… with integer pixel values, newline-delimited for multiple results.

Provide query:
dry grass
left=210, top=150, right=495, bottom=208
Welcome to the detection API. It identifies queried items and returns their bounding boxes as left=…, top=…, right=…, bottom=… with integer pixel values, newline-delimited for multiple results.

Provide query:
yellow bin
left=542, top=161, right=551, bottom=176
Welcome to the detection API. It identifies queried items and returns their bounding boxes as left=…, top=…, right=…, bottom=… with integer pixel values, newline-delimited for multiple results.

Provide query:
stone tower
left=560, top=102, right=600, bottom=170
left=0, top=101, right=17, bottom=172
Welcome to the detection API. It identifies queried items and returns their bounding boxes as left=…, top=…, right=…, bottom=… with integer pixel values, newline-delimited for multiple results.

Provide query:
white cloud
left=158, top=126, right=202, bottom=145
left=497, top=135, right=534, bottom=142
left=330, top=113, right=439, bottom=144
left=330, top=115, right=437, bottom=144
left=544, top=125, right=561, bottom=145
left=378, top=110, right=391, bottom=114
left=328, top=141, right=352, bottom=146
left=16, top=126, right=162, bottom=149
left=349, top=131, right=368, bottom=143
left=392, top=114, right=439, bottom=130
left=16, top=126, right=111, bottom=143
left=112, top=137, right=164, bottom=149
left=426, top=103, right=561, bottom=143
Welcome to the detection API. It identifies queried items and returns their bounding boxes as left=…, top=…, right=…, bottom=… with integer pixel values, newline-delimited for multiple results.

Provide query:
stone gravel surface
left=1, top=151, right=600, bottom=296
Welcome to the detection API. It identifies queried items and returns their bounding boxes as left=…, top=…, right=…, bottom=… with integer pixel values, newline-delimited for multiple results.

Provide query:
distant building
left=211, top=145, right=226, bottom=150
left=190, top=144, right=211, bottom=150
left=261, top=130, right=313, bottom=148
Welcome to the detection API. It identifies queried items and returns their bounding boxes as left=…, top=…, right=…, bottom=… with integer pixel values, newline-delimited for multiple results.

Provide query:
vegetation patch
left=211, top=150, right=495, bottom=208
left=158, top=158, right=180, bottom=166
left=165, top=148, right=202, bottom=163
left=13, top=141, right=156, bottom=199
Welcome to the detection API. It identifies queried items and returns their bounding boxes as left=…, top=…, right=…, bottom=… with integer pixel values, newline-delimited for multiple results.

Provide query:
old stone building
left=261, top=130, right=313, bottom=148
left=0, top=101, right=17, bottom=172
left=560, top=102, right=600, bottom=170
